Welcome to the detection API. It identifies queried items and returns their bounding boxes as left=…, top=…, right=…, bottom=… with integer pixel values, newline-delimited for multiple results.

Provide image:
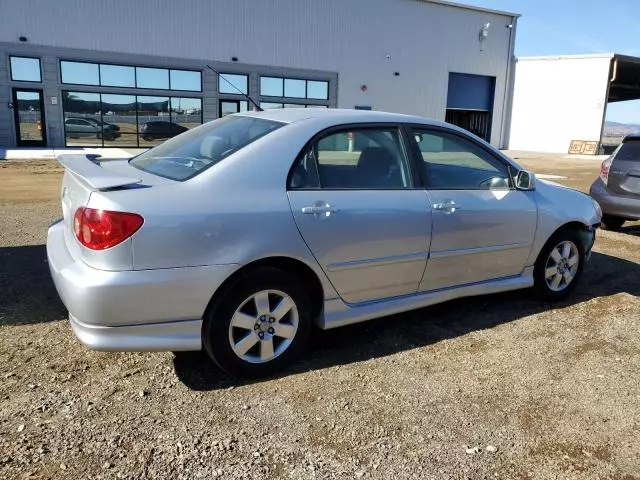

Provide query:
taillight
left=73, top=207, right=143, bottom=250
left=600, top=157, right=613, bottom=185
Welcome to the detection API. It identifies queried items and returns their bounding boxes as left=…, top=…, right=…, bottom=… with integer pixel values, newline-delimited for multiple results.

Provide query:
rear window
left=129, top=116, right=283, bottom=181
left=616, top=140, right=640, bottom=161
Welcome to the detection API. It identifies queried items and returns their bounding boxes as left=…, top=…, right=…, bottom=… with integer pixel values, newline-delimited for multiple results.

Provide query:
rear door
left=608, top=138, right=640, bottom=198
left=408, top=126, right=537, bottom=291
left=287, top=125, right=431, bottom=304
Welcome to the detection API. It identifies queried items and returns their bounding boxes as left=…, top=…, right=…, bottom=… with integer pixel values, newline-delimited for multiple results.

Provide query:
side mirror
left=515, top=170, right=536, bottom=191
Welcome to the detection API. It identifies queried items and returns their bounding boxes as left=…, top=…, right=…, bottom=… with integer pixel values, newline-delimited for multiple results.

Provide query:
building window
left=136, top=67, right=169, bottom=90
left=60, top=60, right=202, bottom=92
left=62, top=91, right=202, bottom=147
left=61, top=60, right=99, bottom=85
left=100, top=64, right=135, bottom=88
left=260, top=76, right=329, bottom=100
left=10, top=56, right=42, bottom=82
left=170, top=69, right=202, bottom=92
left=260, top=102, right=328, bottom=110
left=219, top=73, right=248, bottom=94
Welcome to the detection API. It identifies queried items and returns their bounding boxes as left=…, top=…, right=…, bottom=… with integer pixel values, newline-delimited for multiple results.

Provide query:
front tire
left=601, top=215, right=625, bottom=231
left=533, top=229, right=586, bottom=300
left=203, top=267, right=312, bottom=378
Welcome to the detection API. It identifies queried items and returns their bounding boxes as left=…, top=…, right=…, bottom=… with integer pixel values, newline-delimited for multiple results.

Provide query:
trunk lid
left=607, top=139, right=640, bottom=197
left=57, top=155, right=172, bottom=270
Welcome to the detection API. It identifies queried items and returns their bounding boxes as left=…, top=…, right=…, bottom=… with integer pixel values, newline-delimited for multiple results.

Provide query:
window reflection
left=219, top=73, right=248, bottom=94
left=284, top=79, right=306, bottom=98
left=10, top=57, right=41, bottom=82
left=61, top=61, right=99, bottom=85
left=171, top=97, right=203, bottom=131
left=62, top=92, right=102, bottom=146
left=138, top=96, right=171, bottom=147
left=307, top=81, right=329, bottom=100
left=260, top=77, right=284, bottom=97
left=136, top=67, right=169, bottom=89
left=170, top=70, right=202, bottom=92
left=260, top=102, right=284, bottom=110
left=100, top=64, right=135, bottom=87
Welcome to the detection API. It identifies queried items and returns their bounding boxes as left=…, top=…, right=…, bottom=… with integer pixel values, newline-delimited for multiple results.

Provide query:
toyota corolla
left=47, top=109, right=601, bottom=378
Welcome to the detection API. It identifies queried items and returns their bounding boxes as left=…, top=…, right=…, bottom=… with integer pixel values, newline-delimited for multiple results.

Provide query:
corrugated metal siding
left=0, top=0, right=515, bottom=146
left=509, top=57, right=612, bottom=153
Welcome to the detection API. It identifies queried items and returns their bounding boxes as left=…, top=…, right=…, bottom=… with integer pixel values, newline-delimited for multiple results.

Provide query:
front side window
left=290, top=127, right=412, bottom=189
left=130, top=116, right=283, bottom=181
left=411, top=129, right=510, bottom=190
left=10, top=56, right=41, bottom=82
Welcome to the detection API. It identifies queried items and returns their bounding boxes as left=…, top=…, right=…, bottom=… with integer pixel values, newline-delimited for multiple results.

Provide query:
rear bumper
left=590, top=178, right=640, bottom=220
left=47, top=220, right=238, bottom=351
left=69, top=315, right=202, bottom=351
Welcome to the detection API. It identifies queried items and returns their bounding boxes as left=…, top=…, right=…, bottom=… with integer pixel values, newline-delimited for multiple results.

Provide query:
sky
left=463, top=0, right=640, bottom=124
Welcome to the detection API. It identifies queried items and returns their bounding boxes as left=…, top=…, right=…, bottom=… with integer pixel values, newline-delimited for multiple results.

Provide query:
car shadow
left=173, top=251, right=640, bottom=391
left=0, top=245, right=67, bottom=326
left=618, top=223, right=640, bottom=237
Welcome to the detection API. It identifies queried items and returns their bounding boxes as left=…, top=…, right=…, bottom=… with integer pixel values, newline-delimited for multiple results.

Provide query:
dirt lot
left=0, top=157, right=639, bottom=479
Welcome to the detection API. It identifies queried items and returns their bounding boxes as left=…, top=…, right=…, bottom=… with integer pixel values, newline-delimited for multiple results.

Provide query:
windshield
left=129, top=116, right=284, bottom=181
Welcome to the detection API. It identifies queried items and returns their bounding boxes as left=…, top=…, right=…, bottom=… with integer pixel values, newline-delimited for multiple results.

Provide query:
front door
left=12, top=88, right=47, bottom=147
left=287, top=125, right=432, bottom=304
left=408, top=127, right=537, bottom=291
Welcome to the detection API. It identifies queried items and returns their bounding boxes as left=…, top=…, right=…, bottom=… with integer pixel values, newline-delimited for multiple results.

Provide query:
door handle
left=433, top=201, right=461, bottom=214
left=301, top=202, right=338, bottom=217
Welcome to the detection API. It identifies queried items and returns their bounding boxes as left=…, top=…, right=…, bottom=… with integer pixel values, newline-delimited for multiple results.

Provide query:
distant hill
left=603, top=121, right=640, bottom=137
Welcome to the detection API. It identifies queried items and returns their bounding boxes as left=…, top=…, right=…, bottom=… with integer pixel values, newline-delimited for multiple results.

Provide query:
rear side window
left=616, top=140, right=640, bottom=161
left=289, top=127, right=413, bottom=189
left=130, top=116, right=283, bottom=181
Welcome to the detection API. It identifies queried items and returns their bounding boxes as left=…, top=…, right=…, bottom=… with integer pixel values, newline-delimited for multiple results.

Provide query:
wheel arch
left=203, top=256, right=325, bottom=325
left=536, top=220, right=595, bottom=262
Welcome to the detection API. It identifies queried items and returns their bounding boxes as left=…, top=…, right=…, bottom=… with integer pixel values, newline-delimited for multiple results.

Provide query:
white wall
left=0, top=0, right=517, bottom=146
left=508, top=56, right=612, bottom=153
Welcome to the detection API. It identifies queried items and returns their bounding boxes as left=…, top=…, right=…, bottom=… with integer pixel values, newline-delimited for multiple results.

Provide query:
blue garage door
left=446, top=73, right=495, bottom=142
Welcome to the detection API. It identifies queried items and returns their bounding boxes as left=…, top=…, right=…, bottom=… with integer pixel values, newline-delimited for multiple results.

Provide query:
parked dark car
left=590, top=135, right=640, bottom=230
left=140, top=121, right=188, bottom=141
left=65, top=117, right=121, bottom=141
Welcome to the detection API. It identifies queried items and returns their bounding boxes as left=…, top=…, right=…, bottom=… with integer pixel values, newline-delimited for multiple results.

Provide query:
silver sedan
left=47, top=109, right=601, bottom=378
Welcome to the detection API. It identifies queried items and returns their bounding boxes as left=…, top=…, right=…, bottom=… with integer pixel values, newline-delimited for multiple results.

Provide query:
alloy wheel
left=228, top=289, right=299, bottom=364
left=544, top=240, right=580, bottom=292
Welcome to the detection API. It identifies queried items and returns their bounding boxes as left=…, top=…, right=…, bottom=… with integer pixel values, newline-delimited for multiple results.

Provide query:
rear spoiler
left=57, top=154, right=142, bottom=190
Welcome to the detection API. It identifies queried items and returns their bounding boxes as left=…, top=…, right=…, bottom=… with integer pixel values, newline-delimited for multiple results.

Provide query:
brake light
left=73, top=207, right=143, bottom=250
left=600, top=157, right=613, bottom=185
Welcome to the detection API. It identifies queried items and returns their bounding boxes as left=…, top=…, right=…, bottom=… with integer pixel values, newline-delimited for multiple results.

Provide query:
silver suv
left=590, top=135, right=640, bottom=230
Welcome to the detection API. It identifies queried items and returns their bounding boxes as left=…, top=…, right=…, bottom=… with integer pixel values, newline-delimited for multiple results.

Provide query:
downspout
left=499, top=15, right=518, bottom=149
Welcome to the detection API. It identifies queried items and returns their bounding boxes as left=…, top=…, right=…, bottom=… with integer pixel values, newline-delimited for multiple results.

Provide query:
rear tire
left=202, top=267, right=312, bottom=379
left=601, top=215, right=625, bottom=231
left=533, top=229, right=586, bottom=301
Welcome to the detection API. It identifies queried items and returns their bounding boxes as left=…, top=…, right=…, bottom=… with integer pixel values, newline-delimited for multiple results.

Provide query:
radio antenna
left=206, top=65, right=263, bottom=111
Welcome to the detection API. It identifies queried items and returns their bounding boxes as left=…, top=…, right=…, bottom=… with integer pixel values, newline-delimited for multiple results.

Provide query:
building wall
left=508, top=56, right=612, bottom=153
left=0, top=0, right=517, bottom=148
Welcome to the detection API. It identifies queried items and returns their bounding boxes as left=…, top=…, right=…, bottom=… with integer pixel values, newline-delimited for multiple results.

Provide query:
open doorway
left=446, top=73, right=495, bottom=143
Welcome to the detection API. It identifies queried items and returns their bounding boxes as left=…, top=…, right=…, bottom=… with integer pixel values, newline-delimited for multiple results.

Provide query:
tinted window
left=260, top=77, right=283, bottom=97
left=307, top=81, right=329, bottom=100
left=100, top=64, right=135, bottom=87
left=61, top=61, right=99, bottom=85
left=412, top=129, right=510, bottom=190
left=136, top=67, right=169, bottom=89
left=170, top=69, right=201, bottom=92
left=10, top=56, right=41, bottom=82
left=130, top=116, right=283, bottom=181
left=62, top=92, right=102, bottom=146
left=219, top=73, right=248, bottom=94
left=284, top=79, right=306, bottom=98
left=616, top=140, right=640, bottom=161
left=291, top=128, right=412, bottom=189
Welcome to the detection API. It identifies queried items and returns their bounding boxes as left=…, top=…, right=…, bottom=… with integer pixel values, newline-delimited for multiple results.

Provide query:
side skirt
left=318, top=267, right=534, bottom=330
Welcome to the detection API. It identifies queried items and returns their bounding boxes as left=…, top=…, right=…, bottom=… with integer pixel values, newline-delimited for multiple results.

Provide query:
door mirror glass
left=516, top=170, right=536, bottom=191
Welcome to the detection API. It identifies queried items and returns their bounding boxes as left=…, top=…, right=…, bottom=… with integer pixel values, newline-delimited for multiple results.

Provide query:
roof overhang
left=419, top=0, right=520, bottom=18
left=609, top=54, right=640, bottom=103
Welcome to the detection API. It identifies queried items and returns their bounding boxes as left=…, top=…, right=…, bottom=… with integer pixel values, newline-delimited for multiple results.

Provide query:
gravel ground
left=0, top=159, right=639, bottom=479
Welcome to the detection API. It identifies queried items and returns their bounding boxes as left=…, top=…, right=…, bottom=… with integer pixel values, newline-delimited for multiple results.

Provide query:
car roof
left=235, top=108, right=447, bottom=127
left=623, top=134, right=640, bottom=142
